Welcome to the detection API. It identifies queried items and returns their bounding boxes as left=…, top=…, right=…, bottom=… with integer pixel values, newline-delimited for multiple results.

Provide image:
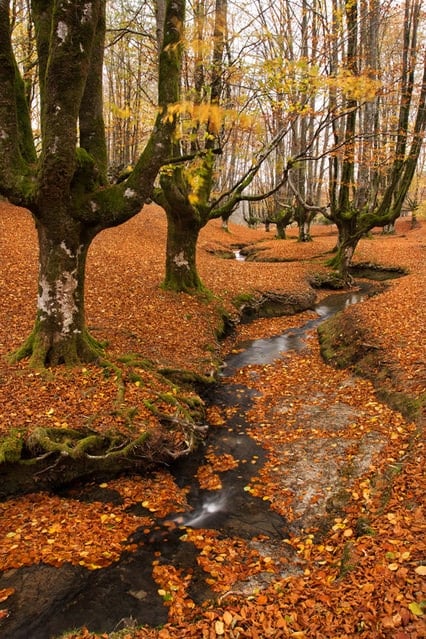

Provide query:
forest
left=0, top=0, right=425, bottom=638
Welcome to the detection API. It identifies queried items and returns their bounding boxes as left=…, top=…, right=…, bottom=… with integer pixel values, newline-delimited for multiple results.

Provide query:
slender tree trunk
left=298, top=218, right=312, bottom=242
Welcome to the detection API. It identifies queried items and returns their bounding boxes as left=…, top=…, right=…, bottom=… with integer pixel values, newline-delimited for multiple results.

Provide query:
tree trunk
left=298, top=219, right=312, bottom=242
left=164, top=211, right=203, bottom=292
left=327, top=221, right=359, bottom=285
left=276, top=219, right=286, bottom=239
left=382, top=222, right=395, bottom=235
left=12, top=219, right=101, bottom=366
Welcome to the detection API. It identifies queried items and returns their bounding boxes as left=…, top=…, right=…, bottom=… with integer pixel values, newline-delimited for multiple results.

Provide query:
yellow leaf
left=223, top=610, right=233, bottom=626
left=215, top=620, right=225, bottom=635
left=48, top=524, right=61, bottom=534
left=408, top=602, right=424, bottom=616
left=388, top=563, right=399, bottom=571
left=414, top=565, right=426, bottom=576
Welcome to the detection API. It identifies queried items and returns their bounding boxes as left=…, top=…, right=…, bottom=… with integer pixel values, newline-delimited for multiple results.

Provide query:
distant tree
left=104, top=0, right=158, bottom=170
left=251, top=0, right=331, bottom=242
left=0, top=0, right=185, bottom=366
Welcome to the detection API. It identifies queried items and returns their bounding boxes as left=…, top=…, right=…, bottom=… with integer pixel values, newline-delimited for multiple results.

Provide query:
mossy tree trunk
left=164, top=206, right=203, bottom=292
left=275, top=219, right=287, bottom=239
left=1, top=0, right=185, bottom=367
left=298, top=217, right=313, bottom=242
left=153, top=0, right=225, bottom=293
left=326, top=211, right=360, bottom=285
left=326, top=0, right=426, bottom=282
left=14, top=220, right=100, bottom=366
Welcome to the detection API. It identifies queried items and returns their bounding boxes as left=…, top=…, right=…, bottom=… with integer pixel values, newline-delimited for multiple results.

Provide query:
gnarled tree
left=0, top=0, right=185, bottom=366
left=327, top=0, right=426, bottom=283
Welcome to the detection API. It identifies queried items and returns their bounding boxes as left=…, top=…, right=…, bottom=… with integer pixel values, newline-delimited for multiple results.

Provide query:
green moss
left=9, top=325, right=106, bottom=368
left=376, top=389, right=425, bottom=422
left=339, top=542, right=357, bottom=577
left=232, top=292, right=255, bottom=308
left=0, top=431, right=24, bottom=464
left=118, top=354, right=154, bottom=369
left=354, top=517, right=375, bottom=537
left=27, top=427, right=106, bottom=458
left=158, top=391, right=179, bottom=406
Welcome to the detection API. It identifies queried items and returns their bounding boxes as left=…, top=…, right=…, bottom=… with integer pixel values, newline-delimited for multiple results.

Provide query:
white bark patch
left=82, top=3, right=92, bottom=21
left=0, top=130, right=9, bottom=140
left=57, top=21, right=68, bottom=44
left=50, top=136, right=59, bottom=154
left=90, top=201, right=99, bottom=212
left=57, top=271, right=78, bottom=334
left=60, top=241, right=74, bottom=258
left=37, top=276, right=53, bottom=321
left=124, top=188, right=137, bottom=199
left=173, top=252, right=189, bottom=269
left=37, top=272, right=78, bottom=334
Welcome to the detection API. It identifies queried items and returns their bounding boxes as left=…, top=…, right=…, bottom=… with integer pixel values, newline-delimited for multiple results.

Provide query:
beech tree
left=154, top=0, right=292, bottom=292
left=0, top=0, right=185, bottom=366
left=326, top=0, right=426, bottom=282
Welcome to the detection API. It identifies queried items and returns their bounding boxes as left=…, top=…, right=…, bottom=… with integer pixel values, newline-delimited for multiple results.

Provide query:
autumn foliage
left=0, top=202, right=425, bottom=638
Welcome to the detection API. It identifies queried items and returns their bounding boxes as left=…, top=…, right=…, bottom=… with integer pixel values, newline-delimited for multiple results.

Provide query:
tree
left=104, top=0, right=158, bottom=171
left=249, top=0, right=332, bottom=242
left=154, top=0, right=294, bottom=292
left=153, top=0, right=229, bottom=292
left=326, top=0, right=426, bottom=283
left=0, top=0, right=185, bottom=366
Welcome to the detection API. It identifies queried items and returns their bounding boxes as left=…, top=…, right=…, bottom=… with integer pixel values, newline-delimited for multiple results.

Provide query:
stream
left=0, top=283, right=385, bottom=638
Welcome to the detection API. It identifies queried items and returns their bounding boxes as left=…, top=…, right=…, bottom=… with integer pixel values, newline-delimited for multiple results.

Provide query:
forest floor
left=0, top=202, right=425, bottom=638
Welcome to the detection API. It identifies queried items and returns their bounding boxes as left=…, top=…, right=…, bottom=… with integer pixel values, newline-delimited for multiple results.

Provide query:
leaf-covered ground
left=0, top=202, right=424, bottom=638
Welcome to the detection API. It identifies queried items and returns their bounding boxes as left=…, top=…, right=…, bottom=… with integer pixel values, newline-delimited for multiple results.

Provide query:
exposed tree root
left=0, top=354, right=209, bottom=497
left=0, top=417, right=206, bottom=498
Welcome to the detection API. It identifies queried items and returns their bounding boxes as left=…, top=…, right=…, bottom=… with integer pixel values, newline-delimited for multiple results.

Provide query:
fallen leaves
left=0, top=206, right=425, bottom=638
left=0, top=472, right=189, bottom=571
